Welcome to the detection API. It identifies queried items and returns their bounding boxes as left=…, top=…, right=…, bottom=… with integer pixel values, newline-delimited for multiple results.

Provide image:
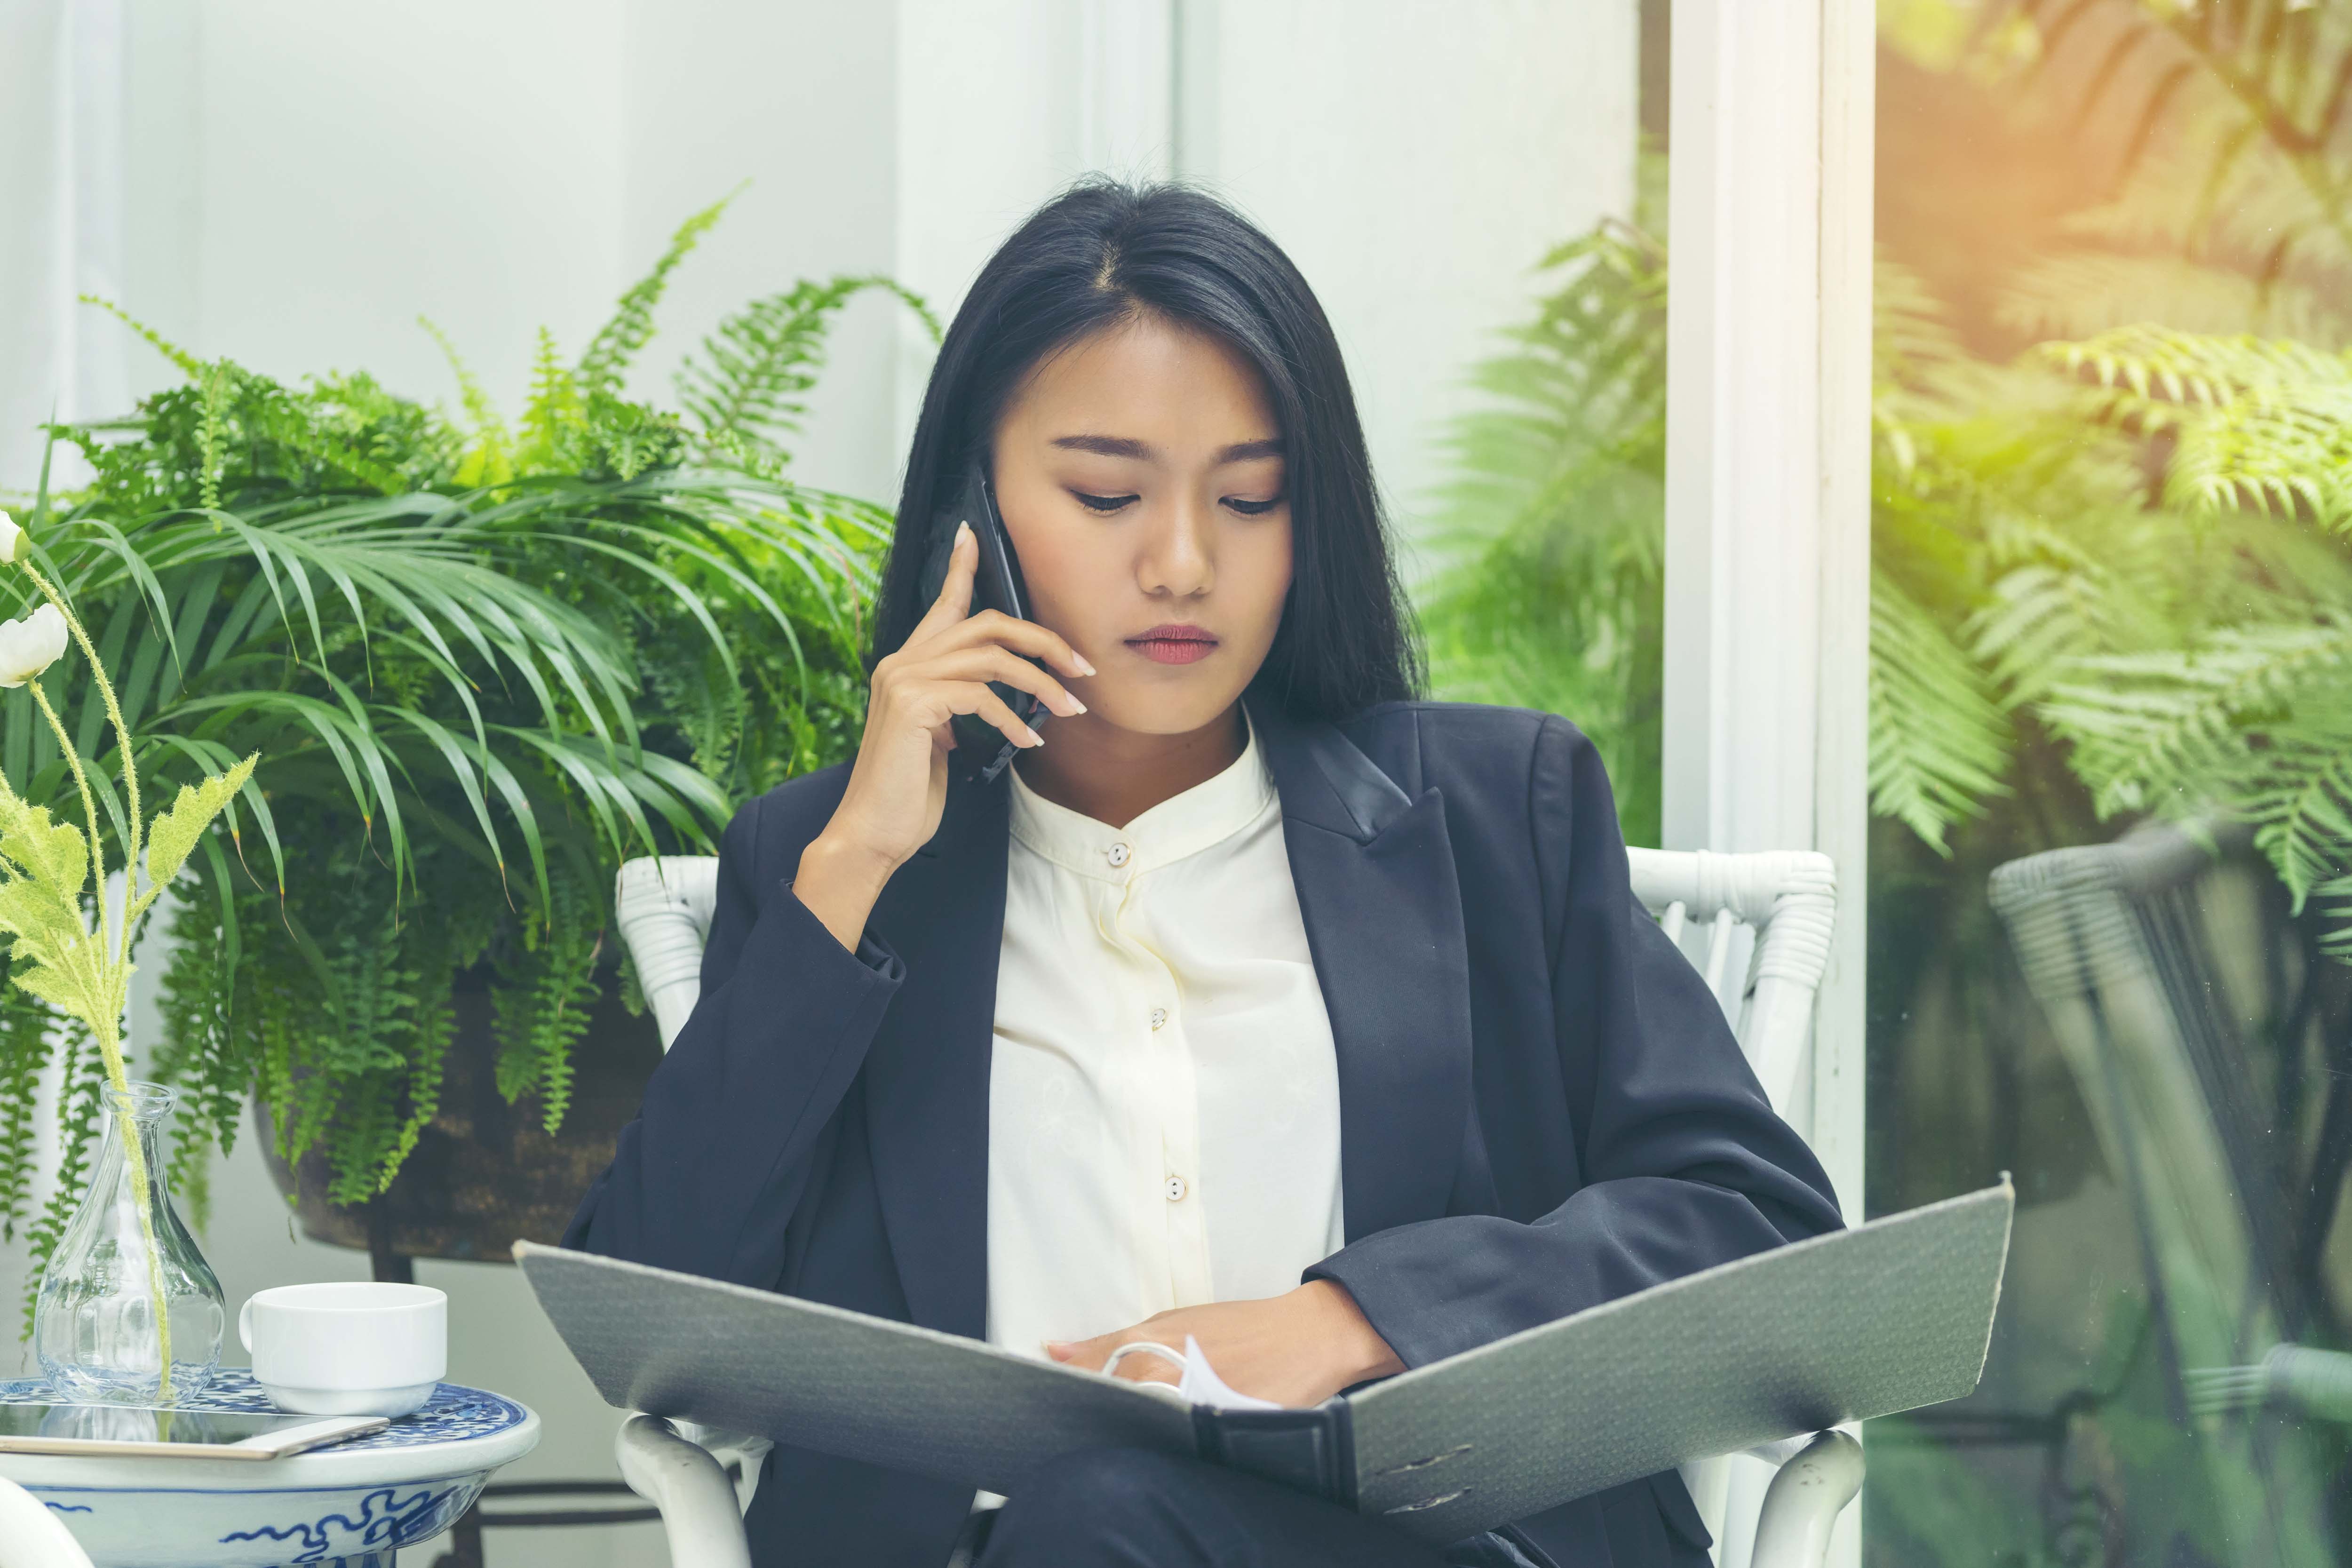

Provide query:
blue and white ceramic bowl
left=0, top=1371, right=540, bottom=1568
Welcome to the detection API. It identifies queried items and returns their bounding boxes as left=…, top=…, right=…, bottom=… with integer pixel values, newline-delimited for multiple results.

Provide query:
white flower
left=0, top=511, right=22, bottom=565
left=0, top=604, right=68, bottom=689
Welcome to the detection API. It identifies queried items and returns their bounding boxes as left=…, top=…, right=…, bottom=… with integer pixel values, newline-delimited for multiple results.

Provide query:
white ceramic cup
left=237, top=1281, right=446, bottom=1417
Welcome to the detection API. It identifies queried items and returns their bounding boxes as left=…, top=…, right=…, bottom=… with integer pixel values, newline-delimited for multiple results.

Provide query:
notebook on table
left=517, top=1181, right=2012, bottom=1543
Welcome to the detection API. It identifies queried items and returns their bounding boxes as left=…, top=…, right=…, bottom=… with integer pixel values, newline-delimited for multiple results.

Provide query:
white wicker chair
left=604, top=849, right=1861, bottom=1568
left=1626, top=847, right=1850, bottom=1568
left=0, top=1474, right=95, bottom=1568
left=1627, top=848, right=1837, bottom=1120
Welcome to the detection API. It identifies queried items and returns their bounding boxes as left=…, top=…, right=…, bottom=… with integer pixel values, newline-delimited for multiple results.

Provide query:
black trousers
left=969, top=1448, right=1557, bottom=1568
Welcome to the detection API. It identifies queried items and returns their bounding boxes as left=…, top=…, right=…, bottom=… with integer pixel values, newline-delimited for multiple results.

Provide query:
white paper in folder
left=517, top=1181, right=2012, bottom=1543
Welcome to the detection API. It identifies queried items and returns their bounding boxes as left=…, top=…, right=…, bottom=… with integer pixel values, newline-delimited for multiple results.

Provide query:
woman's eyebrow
left=1047, top=435, right=1285, bottom=462
left=1052, top=434, right=1153, bottom=460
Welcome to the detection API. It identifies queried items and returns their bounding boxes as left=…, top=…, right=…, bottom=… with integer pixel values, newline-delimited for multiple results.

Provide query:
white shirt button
left=1164, top=1174, right=1188, bottom=1202
left=1149, top=1007, right=1168, bottom=1031
left=1106, top=842, right=1131, bottom=868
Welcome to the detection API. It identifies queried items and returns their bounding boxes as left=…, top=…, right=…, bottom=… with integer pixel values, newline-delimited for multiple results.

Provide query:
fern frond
left=78, top=295, right=204, bottom=379
left=242, top=398, right=407, bottom=497
left=0, top=988, right=48, bottom=1245
left=1874, top=253, right=2003, bottom=461
left=2039, top=619, right=2352, bottom=818
left=576, top=187, right=742, bottom=399
left=677, top=276, right=933, bottom=472
left=1998, top=253, right=2352, bottom=349
left=196, top=363, right=231, bottom=513
left=1418, top=218, right=1669, bottom=843
left=2244, top=713, right=2352, bottom=911
left=2056, top=115, right=2352, bottom=282
left=1968, top=559, right=2116, bottom=708
left=1869, top=570, right=2015, bottom=854
left=493, top=867, right=602, bottom=1132
left=2045, top=325, right=2352, bottom=532
left=2000, top=1, right=2352, bottom=278
left=516, top=327, right=586, bottom=477
left=420, top=317, right=516, bottom=488
left=2316, top=874, right=2352, bottom=965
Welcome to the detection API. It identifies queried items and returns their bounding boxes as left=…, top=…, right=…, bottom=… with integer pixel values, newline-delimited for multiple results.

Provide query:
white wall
left=894, top=0, right=1638, bottom=566
left=3, top=0, right=906, bottom=505
left=1, top=4, right=1636, bottom=1563
left=615, top=0, right=905, bottom=500
left=10, top=0, right=1636, bottom=533
left=0, top=0, right=133, bottom=486
left=1180, top=0, right=1637, bottom=558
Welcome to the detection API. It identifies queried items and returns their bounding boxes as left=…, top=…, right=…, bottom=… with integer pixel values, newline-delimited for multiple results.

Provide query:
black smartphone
left=915, top=465, right=1047, bottom=784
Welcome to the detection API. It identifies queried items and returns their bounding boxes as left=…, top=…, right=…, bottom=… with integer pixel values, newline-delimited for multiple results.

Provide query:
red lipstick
left=1126, top=623, right=1219, bottom=665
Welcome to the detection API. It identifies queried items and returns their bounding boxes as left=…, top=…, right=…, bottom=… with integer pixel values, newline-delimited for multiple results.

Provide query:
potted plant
left=0, top=196, right=925, bottom=1301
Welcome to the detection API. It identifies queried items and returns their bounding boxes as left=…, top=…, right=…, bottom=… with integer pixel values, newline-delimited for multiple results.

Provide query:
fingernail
left=1021, top=724, right=1044, bottom=747
left=1044, top=1341, right=1075, bottom=1361
left=1075, top=654, right=1097, bottom=676
left=1063, top=695, right=1087, bottom=715
left=956, top=521, right=973, bottom=545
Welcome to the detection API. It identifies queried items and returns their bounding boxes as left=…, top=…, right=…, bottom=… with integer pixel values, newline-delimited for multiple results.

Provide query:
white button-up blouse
left=985, top=716, right=1346, bottom=1359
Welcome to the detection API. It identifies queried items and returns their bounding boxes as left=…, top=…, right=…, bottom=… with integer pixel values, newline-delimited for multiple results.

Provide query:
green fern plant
left=1415, top=215, right=2068, bottom=858
left=1425, top=166, right=2352, bottom=951
left=2, top=194, right=932, bottom=1283
left=2014, top=325, right=2352, bottom=929
left=1415, top=218, right=1668, bottom=844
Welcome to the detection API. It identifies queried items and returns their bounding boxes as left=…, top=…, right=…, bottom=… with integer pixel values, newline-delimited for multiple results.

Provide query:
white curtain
left=0, top=0, right=129, bottom=495
left=0, top=0, right=132, bottom=1358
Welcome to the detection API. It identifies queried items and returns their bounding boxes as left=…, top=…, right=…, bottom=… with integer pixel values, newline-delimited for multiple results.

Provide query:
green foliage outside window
left=1416, top=215, right=1666, bottom=848
left=1423, top=6, right=2352, bottom=1564
left=0, top=194, right=933, bottom=1322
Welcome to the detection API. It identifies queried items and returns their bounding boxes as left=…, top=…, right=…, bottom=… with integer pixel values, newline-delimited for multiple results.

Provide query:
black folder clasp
left=1192, top=1402, right=1357, bottom=1507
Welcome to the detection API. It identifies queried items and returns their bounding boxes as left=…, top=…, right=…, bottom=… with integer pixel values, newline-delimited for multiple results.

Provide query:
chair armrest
left=2260, top=1344, right=2352, bottom=1425
left=615, top=856, right=721, bottom=1050
left=0, top=1473, right=95, bottom=1568
left=674, top=1417, right=774, bottom=1514
left=616, top=1413, right=754, bottom=1568
left=1747, top=1431, right=1862, bottom=1568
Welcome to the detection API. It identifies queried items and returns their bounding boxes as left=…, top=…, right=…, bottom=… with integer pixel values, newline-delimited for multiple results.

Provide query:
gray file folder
left=518, top=1182, right=2011, bottom=1542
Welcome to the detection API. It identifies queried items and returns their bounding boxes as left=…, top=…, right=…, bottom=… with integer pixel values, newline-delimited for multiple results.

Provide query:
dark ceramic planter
left=255, top=964, right=660, bottom=1266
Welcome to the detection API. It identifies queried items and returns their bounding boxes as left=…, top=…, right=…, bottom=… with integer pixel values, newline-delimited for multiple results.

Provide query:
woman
left=567, top=180, right=1842, bottom=1568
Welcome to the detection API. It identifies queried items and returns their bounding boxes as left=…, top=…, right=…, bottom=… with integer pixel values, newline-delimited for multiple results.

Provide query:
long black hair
left=871, top=179, right=1422, bottom=721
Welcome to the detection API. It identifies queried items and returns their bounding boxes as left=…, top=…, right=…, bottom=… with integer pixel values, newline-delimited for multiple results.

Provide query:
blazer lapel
left=858, top=775, right=1008, bottom=1340
left=1249, top=698, right=1476, bottom=1242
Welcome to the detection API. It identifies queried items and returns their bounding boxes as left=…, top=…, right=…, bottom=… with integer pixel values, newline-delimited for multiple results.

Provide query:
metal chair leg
left=427, top=1502, right=484, bottom=1568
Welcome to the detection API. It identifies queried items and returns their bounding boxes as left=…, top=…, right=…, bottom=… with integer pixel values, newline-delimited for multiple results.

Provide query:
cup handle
left=238, top=1297, right=254, bottom=1355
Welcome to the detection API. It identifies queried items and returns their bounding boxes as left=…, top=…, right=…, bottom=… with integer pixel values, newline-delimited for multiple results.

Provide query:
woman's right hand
left=793, top=522, right=1093, bottom=951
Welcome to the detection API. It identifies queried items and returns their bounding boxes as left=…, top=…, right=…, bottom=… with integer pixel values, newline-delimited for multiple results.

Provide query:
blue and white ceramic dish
left=0, top=1370, right=540, bottom=1568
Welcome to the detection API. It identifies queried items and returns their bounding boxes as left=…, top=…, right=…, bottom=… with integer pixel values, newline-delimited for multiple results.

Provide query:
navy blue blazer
left=564, top=697, right=1844, bottom=1568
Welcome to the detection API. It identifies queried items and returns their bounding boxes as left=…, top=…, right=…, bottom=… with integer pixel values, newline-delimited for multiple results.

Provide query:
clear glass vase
left=35, top=1081, right=224, bottom=1402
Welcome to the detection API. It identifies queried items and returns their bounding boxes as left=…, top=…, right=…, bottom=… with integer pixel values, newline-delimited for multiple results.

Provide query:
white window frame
left=1663, top=0, right=1871, bottom=1217
left=1664, top=6, right=1873, bottom=1565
